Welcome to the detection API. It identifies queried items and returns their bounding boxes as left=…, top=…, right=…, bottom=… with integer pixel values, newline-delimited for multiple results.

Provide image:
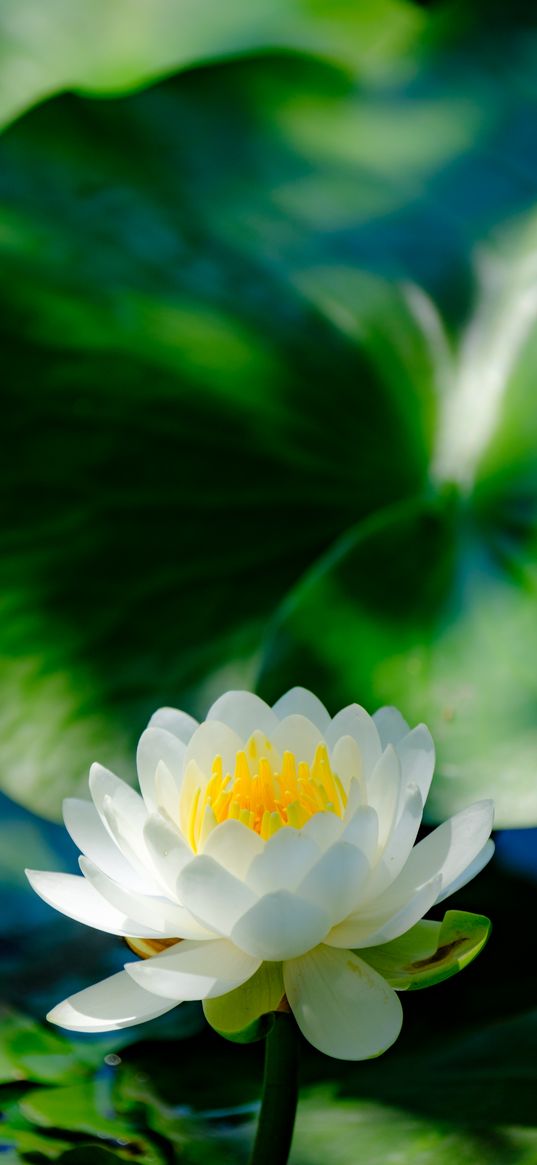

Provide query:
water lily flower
left=26, top=689, right=493, bottom=1060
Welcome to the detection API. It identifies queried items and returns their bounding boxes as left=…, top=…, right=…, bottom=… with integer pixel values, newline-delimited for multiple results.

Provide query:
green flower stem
left=249, top=1011, right=300, bottom=1165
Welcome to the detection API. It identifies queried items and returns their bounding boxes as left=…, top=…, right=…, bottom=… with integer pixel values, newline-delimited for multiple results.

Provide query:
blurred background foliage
left=2, top=0, right=537, bottom=1161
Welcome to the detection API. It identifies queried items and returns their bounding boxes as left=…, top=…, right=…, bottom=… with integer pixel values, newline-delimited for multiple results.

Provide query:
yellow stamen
left=125, top=936, right=180, bottom=959
left=181, top=740, right=348, bottom=851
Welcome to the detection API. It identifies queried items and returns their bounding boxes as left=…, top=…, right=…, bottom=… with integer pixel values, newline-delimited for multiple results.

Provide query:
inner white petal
left=271, top=715, right=324, bottom=765
left=206, top=691, right=278, bottom=740
left=325, top=706, right=381, bottom=778
left=272, top=688, right=331, bottom=732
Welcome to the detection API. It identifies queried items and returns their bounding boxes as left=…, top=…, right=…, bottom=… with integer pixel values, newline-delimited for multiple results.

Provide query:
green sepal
left=358, top=910, right=491, bottom=991
left=203, top=962, right=284, bottom=1044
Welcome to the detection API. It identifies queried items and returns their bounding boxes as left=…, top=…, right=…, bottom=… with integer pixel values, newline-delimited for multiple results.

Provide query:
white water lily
left=26, top=688, right=494, bottom=1060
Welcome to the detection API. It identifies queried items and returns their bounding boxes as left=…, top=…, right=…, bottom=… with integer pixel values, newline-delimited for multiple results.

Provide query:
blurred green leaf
left=18, top=1080, right=162, bottom=1162
left=259, top=492, right=537, bottom=826
left=0, top=0, right=426, bottom=128
left=20, top=1081, right=131, bottom=1138
left=292, top=1087, right=537, bottom=1165
left=0, top=1010, right=88, bottom=1085
left=0, top=63, right=431, bottom=818
left=342, top=1008, right=537, bottom=1130
left=56, top=1151, right=130, bottom=1164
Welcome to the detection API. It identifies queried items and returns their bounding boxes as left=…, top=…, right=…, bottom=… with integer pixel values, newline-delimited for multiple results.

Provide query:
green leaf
left=20, top=1080, right=144, bottom=1142
left=0, top=1010, right=88, bottom=1085
left=56, top=1151, right=136, bottom=1164
left=0, top=64, right=429, bottom=818
left=0, top=0, right=425, bottom=128
left=259, top=492, right=537, bottom=826
left=292, top=1086, right=537, bottom=1165
left=203, top=963, right=284, bottom=1043
left=359, top=910, right=491, bottom=991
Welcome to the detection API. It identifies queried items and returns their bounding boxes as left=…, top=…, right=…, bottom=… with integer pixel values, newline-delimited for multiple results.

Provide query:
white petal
left=272, top=715, right=324, bottom=765
left=206, top=691, right=278, bottom=739
left=143, top=813, right=193, bottom=896
left=301, top=812, right=343, bottom=851
left=79, top=857, right=212, bottom=939
left=345, top=776, right=367, bottom=817
left=373, top=705, right=410, bottom=747
left=89, top=763, right=154, bottom=881
left=25, top=870, right=162, bottom=937
left=231, top=891, right=330, bottom=960
left=435, top=838, right=495, bottom=903
left=388, top=800, right=494, bottom=906
left=154, top=761, right=183, bottom=822
left=125, top=938, right=260, bottom=1000
left=89, top=763, right=146, bottom=827
left=360, top=784, right=423, bottom=903
left=366, top=746, right=401, bottom=850
left=272, top=688, right=331, bottom=732
left=184, top=721, right=244, bottom=780
left=297, top=841, right=370, bottom=924
left=325, top=875, right=442, bottom=949
left=330, top=735, right=366, bottom=793
left=47, top=970, right=178, bottom=1032
left=62, top=798, right=147, bottom=892
left=339, top=806, right=379, bottom=865
left=177, top=855, right=257, bottom=935
left=325, top=706, right=381, bottom=777
left=245, top=828, right=321, bottom=895
left=148, top=706, right=199, bottom=744
left=284, top=945, right=403, bottom=1060
left=201, top=820, right=265, bottom=879
left=137, top=727, right=185, bottom=813
left=396, top=724, right=435, bottom=807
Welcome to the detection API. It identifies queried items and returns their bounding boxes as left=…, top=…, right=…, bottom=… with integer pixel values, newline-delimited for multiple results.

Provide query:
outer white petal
left=325, top=875, right=442, bottom=949
left=245, top=829, right=321, bottom=895
left=206, top=691, right=278, bottom=739
left=272, top=688, right=331, bottom=732
left=373, top=706, right=410, bottom=747
left=284, top=945, right=403, bottom=1060
left=125, top=938, right=260, bottom=1000
left=272, top=715, right=324, bottom=765
left=79, top=857, right=213, bottom=939
left=325, top=706, right=381, bottom=777
left=143, top=813, right=193, bottom=896
left=387, top=800, right=494, bottom=907
left=297, top=841, right=370, bottom=924
left=47, top=970, right=178, bottom=1032
left=366, top=746, right=400, bottom=850
left=395, top=724, right=435, bottom=807
left=435, top=838, right=495, bottom=904
left=184, top=721, right=244, bottom=780
left=201, top=820, right=265, bottom=880
left=89, top=763, right=156, bottom=884
left=25, top=870, right=163, bottom=938
left=89, top=763, right=146, bottom=830
left=177, top=855, right=257, bottom=935
left=153, top=761, right=182, bottom=823
left=62, top=798, right=147, bottom=892
left=360, top=785, right=423, bottom=903
left=136, top=727, right=185, bottom=813
left=148, top=707, right=199, bottom=744
left=230, top=891, right=330, bottom=960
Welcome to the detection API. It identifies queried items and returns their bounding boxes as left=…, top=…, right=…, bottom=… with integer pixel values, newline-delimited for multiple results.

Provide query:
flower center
left=185, top=736, right=347, bottom=851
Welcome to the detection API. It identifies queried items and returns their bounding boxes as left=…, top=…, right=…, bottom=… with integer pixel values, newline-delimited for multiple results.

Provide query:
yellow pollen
left=185, top=743, right=347, bottom=851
